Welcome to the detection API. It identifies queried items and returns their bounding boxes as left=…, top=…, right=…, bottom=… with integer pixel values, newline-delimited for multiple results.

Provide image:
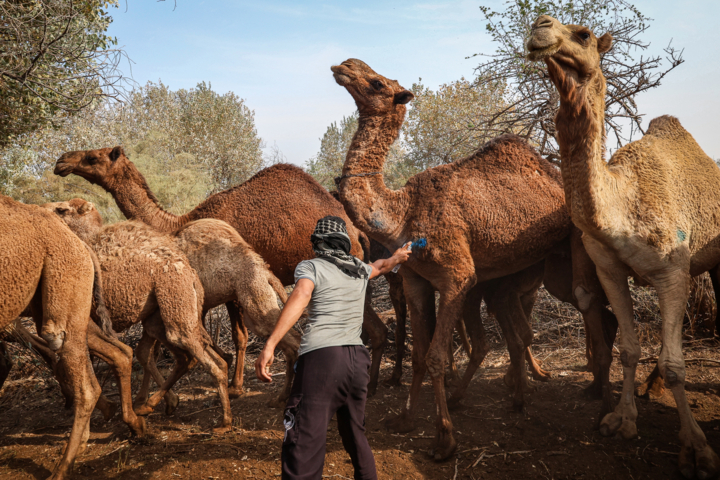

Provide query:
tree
left=0, top=0, right=126, bottom=146
left=402, top=77, right=509, bottom=171
left=0, top=81, right=263, bottom=220
left=472, top=0, right=684, bottom=160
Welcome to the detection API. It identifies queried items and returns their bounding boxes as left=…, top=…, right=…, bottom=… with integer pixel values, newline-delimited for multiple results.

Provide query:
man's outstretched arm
left=255, top=278, right=314, bottom=383
left=368, top=242, right=411, bottom=279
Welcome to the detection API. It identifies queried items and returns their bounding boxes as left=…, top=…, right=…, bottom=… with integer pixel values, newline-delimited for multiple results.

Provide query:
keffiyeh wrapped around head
left=311, top=216, right=368, bottom=278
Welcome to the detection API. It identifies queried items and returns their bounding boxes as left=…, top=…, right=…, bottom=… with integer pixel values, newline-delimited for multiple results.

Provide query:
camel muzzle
left=54, top=161, right=74, bottom=177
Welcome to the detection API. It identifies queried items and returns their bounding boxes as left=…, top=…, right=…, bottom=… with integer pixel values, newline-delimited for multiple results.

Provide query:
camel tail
left=268, top=274, right=288, bottom=304
left=84, top=243, right=116, bottom=338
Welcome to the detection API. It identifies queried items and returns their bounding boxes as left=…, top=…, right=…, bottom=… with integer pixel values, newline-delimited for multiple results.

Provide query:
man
left=255, top=216, right=411, bottom=480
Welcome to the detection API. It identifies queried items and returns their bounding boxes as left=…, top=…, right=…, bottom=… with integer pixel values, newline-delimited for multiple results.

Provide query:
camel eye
left=370, top=79, right=384, bottom=90
left=578, top=32, right=590, bottom=42
left=86, top=156, right=97, bottom=165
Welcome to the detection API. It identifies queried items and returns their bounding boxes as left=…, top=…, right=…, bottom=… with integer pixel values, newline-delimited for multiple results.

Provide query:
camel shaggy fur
left=44, top=199, right=233, bottom=433
left=528, top=15, right=720, bottom=478
left=54, top=150, right=389, bottom=396
left=57, top=198, right=300, bottom=408
left=0, top=194, right=103, bottom=480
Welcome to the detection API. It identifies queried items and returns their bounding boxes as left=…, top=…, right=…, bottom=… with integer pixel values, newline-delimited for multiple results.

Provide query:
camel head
left=331, top=59, right=414, bottom=116
left=526, top=15, right=612, bottom=95
left=54, top=146, right=128, bottom=187
left=43, top=198, right=104, bottom=242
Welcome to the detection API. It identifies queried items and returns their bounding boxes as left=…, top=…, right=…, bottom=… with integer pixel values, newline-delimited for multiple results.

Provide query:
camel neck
left=339, top=112, right=409, bottom=244
left=104, top=164, right=190, bottom=232
left=554, top=71, right=619, bottom=231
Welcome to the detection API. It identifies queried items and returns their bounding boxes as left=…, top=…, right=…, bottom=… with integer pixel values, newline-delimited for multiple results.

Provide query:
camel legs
left=362, top=282, right=387, bottom=396
left=653, top=272, right=719, bottom=478
left=385, top=271, right=407, bottom=387
left=134, top=328, right=181, bottom=415
left=226, top=301, right=248, bottom=399
left=49, top=326, right=101, bottom=480
left=447, top=284, right=489, bottom=409
left=0, top=342, right=10, bottom=390
left=136, top=311, right=232, bottom=433
left=385, top=269, right=435, bottom=435
left=589, top=246, right=640, bottom=441
left=85, top=322, right=146, bottom=436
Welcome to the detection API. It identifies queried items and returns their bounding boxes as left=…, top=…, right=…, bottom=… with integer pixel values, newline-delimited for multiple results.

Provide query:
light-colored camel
left=330, top=58, right=605, bottom=460
left=56, top=197, right=300, bottom=408
left=0, top=194, right=104, bottom=480
left=44, top=199, right=233, bottom=433
left=54, top=150, right=389, bottom=396
left=527, top=15, right=720, bottom=478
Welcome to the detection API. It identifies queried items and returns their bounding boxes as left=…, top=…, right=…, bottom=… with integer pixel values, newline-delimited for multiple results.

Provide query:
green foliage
left=0, top=0, right=125, bottom=146
left=306, top=114, right=359, bottom=191
left=473, top=0, right=684, bottom=158
left=0, top=81, right=262, bottom=222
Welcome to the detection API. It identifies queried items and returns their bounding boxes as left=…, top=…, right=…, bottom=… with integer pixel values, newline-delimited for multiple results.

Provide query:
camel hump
left=464, top=134, right=551, bottom=171
left=645, top=115, right=687, bottom=139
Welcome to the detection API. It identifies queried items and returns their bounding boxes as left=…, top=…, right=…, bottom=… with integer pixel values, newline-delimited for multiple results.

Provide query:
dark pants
left=281, top=345, right=377, bottom=480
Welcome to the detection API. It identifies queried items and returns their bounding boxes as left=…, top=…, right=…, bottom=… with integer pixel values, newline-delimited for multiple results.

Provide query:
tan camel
left=527, top=15, right=720, bottom=478
left=330, top=58, right=618, bottom=460
left=44, top=199, right=233, bottom=433
left=54, top=151, right=389, bottom=396
left=0, top=194, right=105, bottom=480
left=56, top=197, right=301, bottom=408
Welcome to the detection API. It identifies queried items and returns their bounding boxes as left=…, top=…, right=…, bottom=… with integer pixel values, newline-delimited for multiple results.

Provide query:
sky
left=107, top=0, right=720, bottom=165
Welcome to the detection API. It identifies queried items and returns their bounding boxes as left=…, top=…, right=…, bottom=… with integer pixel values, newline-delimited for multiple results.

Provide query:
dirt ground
left=2, top=279, right=720, bottom=480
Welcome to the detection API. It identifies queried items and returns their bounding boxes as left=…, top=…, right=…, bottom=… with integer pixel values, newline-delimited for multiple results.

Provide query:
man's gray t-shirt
left=294, top=258, right=373, bottom=356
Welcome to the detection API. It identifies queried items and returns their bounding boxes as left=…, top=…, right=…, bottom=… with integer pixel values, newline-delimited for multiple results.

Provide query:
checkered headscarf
left=310, top=216, right=367, bottom=278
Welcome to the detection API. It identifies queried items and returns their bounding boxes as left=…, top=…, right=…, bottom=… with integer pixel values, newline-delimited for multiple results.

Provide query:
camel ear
left=77, top=201, right=95, bottom=215
left=394, top=90, right=414, bottom=105
left=597, top=33, right=612, bottom=54
left=109, top=146, right=124, bottom=162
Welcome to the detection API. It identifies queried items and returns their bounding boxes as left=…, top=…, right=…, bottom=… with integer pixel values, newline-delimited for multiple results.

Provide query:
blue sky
left=108, top=0, right=720, bottom=165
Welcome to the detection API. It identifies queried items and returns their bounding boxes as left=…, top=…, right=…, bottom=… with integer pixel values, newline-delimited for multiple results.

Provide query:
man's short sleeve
left=363, top=263, right=373, bottom=278
left=294, top=260, right=316, bottom=284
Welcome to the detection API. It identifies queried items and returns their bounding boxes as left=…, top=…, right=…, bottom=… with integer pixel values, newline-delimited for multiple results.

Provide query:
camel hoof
left=531, top=368, right=551, bottom=382
left=384, top=375, right=403, bottom=387
left=447, top=395, right=463, bottom=411
left=266, top=397, right=287, bottom=409
left=430, top=434, right=457, bottom=462
left=367, top=380, right=378, bottom=398
left=131, top=416, right=147, bottom=437
left=228, top=386, right=245, bottom=399
left=385, top=412, right=415, bottom=434
left=696, top=446, right=720, bottom=480
left=618, top=419, right=638, bottom=440
left=99, top=400, right=118, bottom=422
left=134, top=404, right=155, bottom=416
left=213, top=424, right=232, bottom=435
left=165, top=393, right=179, bottom=416
left=599, top=412, right=622, bottom=437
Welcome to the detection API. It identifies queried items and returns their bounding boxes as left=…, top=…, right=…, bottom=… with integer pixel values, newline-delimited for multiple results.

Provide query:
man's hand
left=369, top=241, right=412, bottom=278
left=255, top=346, right=275, bottom=383
left=391, top=242, right=412, bottom=264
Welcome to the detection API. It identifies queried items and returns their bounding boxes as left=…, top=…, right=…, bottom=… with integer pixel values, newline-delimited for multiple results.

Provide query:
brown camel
left=527, top=15, right=720, bottom=478
left=330, top=58, right=621, bottom=460
left=0, top=194, right=106, bottom=480
left=54, top=150, right=389, bottom=396
left=44, top=199, right=233, bottom=433
left=57, top=197, right=300, bottom=408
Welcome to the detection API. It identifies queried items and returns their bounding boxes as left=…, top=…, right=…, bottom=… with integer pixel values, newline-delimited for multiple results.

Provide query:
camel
left=527, top=15, right=720, bottom=478
left=44, top=199, right=233, bottom=433
left=53, top=197, right=300, bottom=408
left=0, top=194, right=108, bottom=480
left=331, top=58, right=618, bottom=460
left=54, top=150, right=389, bottom=396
